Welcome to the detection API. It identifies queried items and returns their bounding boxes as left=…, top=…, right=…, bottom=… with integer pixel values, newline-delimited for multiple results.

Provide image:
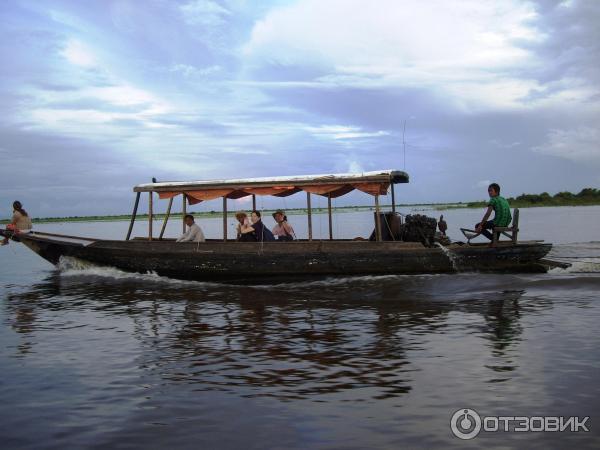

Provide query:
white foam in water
left=434, top=243, right=460, bottom=271
left=57, top=256, right=224, bottom=288
left=56, top=256, right=445, bottom=290
left=250, top=274, right=426, bottom=290
left=549, top=259, right=600, bottom=274
left=255, top=272, right=456, bottom=290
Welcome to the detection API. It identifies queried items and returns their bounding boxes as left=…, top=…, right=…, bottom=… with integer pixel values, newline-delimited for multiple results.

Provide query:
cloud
left=61, top=39, right=97, bottom=67
left=1, top=0, right=599, bottom=216
left=526, top=1, right=600, bottom=87
left=180, top=0, right=231, bottom=26
left=305, top=125, right=389, bottom=140
left=533, top=126, right=600, bottom=163
left=169, top=63, right=223, bottom=78
left=243, top=0, right=545, bottom=109
left=179, top=0, right=233, bottom=49
left=347, top=159, right=365, bottom=173
left=489, top=139, right=521, bottom=149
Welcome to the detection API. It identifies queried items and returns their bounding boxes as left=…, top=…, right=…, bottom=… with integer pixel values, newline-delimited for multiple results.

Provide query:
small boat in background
left=1, top=170, right=552, bottom=281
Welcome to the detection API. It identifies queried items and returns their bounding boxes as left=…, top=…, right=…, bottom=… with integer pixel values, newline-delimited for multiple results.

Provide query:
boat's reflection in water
left=4, top=270, right=533, bottom=401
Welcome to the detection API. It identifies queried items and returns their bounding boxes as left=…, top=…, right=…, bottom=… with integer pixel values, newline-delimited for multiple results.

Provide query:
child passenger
left=476, top=183, right=512, bottom=241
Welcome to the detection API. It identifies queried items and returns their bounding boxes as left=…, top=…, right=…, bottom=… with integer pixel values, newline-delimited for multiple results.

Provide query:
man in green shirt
left=476, top=183, right=512, bottom=241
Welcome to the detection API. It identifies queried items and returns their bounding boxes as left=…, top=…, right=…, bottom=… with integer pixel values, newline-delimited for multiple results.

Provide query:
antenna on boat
left=402, top=119, right=406, bottom=170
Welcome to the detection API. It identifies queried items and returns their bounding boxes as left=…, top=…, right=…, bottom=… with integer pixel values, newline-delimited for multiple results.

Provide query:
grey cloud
left=0, top=127, right=155, bottom=217
left=523, top=1, right=600, bottom=90
left=259, top=85, right=444, bottom=130
left=28, top=81, right=80, bottom=92
left=249, top=80, right=599, bottom=202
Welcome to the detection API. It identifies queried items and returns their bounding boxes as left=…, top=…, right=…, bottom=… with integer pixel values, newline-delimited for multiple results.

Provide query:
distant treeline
left=1, top=190, right=599, bottom=223
left=467, top=188, right=600, bottom=208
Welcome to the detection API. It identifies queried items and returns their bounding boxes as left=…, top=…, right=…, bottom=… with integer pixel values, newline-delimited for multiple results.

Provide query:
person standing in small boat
left=246, top=210, right=275, bottom=242
left=476, top=183, right=511, bottom=240
left=2, top=201, right=33, bottom=245
left=272, top=210, right=295, bottom=241
left=176, top=214, right=205, bottom=242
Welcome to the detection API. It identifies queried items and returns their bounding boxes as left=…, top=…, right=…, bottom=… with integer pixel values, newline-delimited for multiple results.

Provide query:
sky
left=1, top=0, right=599, bottom=217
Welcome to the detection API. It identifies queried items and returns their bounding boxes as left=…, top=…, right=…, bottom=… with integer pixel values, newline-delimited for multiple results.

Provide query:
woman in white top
left=2, top=201, right=32, bottom=245
left=271, top=210, right=295, bottom=241
left=235, top=211, right=252, bottom=241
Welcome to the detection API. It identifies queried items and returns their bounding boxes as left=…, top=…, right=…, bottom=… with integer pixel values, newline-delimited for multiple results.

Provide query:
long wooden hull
left=2, top=230, right=553, bottom=282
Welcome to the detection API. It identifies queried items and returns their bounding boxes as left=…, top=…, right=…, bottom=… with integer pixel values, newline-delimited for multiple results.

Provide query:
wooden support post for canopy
left=223, top=197, right=228, bottom=242
left=306, top=192, right=313, bottom=241
left=159, top=197, right=173, bottom=240
left=126, top=192, right=140, bottom=241
left=252, top=194, right=256, bottom=211
left=375, top=194, right=381, bottom=242
left=182, top=194, right=187, bottom=233
left=148, top=192, right=153, bottom=241
left=391, top=183, right=396, bottom=214
left=327, top=194, right=333, bottom=240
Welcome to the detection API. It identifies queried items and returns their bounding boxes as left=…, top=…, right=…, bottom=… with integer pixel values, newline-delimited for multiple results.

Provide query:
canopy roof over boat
left=134, top=169, right=409, bottom=204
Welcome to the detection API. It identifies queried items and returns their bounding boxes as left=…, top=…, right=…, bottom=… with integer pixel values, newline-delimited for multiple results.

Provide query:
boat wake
left=249, top=273, right=446, bottom=290
left=55, top=252, right=599, bottom=293
left=546, top=243, right=600, bottom=274
left=549, top=259, right=600, bottom=274
left=55, top=256, right=447, bottom=290
left=56, top=256, right=224, bottom=288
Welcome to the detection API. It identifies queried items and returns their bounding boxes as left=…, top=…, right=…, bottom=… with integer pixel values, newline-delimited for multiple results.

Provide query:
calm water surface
left=1, top=206, right=599, bottom=449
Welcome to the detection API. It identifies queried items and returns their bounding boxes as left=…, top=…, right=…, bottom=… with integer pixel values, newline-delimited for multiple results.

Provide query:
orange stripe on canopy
left=186, top=189, right=234, bottom=202
left=158, top=192, right=180, bottom=200
left=300, top=184, right=355, bottom=198
left=244, top=186, right=298, bottom=196
left=154, top=183, right=388, bottom=204
left=226, top=190, right=251, bottom=200
left=301, top=184, right=348, bottom=195
left=273, top=187, right=302, bottom=197
left=353, top=182, right=389, bottom=196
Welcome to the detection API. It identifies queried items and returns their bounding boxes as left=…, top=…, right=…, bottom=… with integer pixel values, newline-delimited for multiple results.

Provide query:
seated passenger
left=235, top=211, right=255, bottom=242
left=475, top=183, right=511, bottom=241
left=247, top=210, right=275, bottom=242
left=272, top=210, right=295, bottom=241
left=2, top=201, right=32, bottom=246
left=176, top=214, right=205, bottom=242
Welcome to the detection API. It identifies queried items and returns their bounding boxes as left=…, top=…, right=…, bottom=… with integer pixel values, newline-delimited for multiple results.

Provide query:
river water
left=1, top=206, right=599, bottom=449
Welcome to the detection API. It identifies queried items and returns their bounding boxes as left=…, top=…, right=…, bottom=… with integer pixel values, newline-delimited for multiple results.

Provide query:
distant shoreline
left=2, top=201, right=600, bottom=224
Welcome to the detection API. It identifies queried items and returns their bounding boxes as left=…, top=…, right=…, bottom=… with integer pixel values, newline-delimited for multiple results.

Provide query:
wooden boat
left=1, top=170, right=553, bottom=281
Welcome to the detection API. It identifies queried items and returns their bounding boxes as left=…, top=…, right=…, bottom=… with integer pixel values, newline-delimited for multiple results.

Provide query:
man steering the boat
left=476, top=183, right=512, bottom=240
left=176, top=214, right=205, bottom=242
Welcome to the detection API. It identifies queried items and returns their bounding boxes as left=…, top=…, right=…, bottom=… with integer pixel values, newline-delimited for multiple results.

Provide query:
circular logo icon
left=450, top=408, right=482, bottom=440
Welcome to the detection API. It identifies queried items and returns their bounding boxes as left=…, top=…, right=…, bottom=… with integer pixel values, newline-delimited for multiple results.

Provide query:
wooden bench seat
left=460, top=208, right=520, bottom=244
left=492, top=208, right=519, bottom=244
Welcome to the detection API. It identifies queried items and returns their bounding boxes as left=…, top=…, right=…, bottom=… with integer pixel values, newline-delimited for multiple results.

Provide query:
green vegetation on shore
left=465, top=187, right=600, bottom=208
left=1, top=188, right=599, bottom=224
